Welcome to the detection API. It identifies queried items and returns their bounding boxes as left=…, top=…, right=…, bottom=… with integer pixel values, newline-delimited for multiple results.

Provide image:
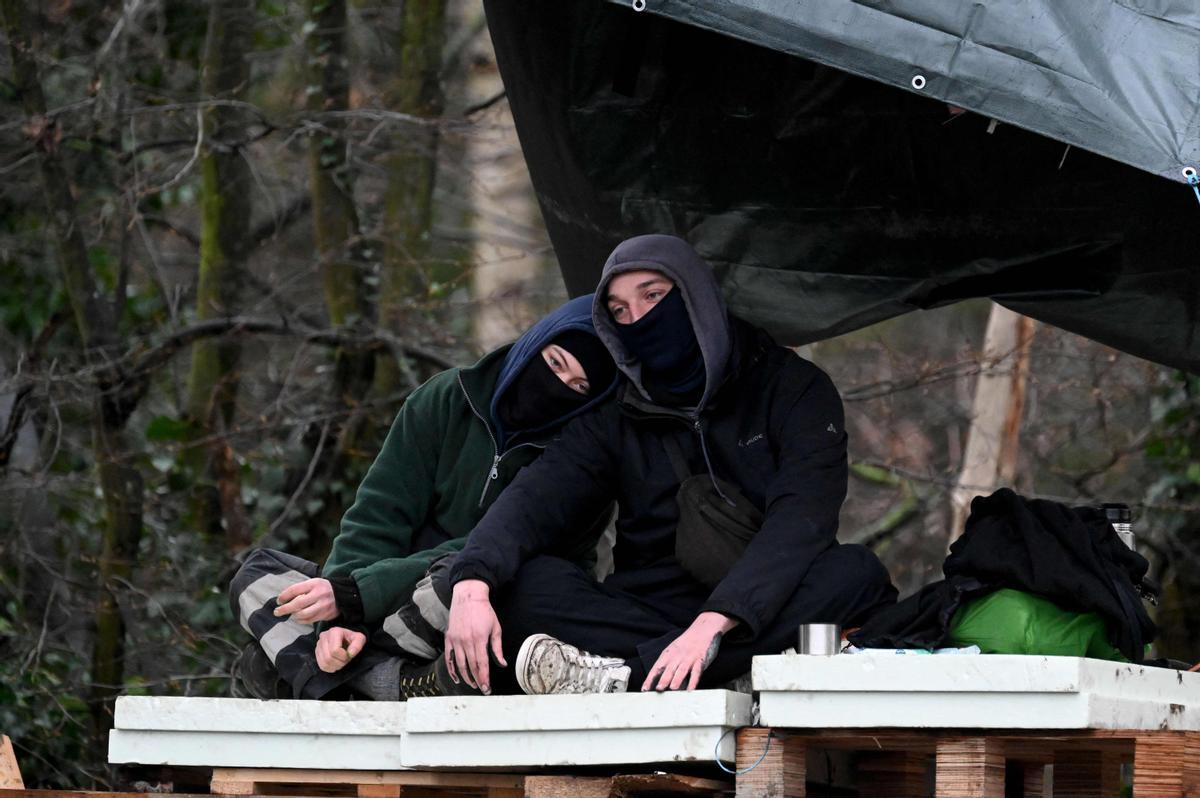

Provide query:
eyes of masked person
left=541, top=344, right=590, bottom=395
left=606, top=270, right=676, bottom=325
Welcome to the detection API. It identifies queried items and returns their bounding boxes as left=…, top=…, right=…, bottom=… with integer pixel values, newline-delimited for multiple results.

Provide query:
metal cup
left=798, top=623, right=842, bottom=655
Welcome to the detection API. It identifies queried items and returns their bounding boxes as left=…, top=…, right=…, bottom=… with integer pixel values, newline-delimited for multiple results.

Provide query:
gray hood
left=591, top=234, right=734, bottom=409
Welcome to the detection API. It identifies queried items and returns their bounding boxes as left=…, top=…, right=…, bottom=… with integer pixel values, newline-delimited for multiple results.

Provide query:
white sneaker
left=515, top=633, right=631, bottom=695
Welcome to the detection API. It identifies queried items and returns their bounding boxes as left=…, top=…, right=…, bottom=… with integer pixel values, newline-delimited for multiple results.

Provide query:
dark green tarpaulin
left=483, top=0, right=1200, bottom=372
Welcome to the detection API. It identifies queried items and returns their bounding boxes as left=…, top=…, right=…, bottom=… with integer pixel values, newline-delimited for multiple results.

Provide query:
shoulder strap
left=661, top=434, right=694, bottom=482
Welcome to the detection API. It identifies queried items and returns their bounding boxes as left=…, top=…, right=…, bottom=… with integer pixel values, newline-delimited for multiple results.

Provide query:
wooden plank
left=611, top=773, right=732, bottom=795
left=0, top=738, right=23, bottom=790
left=209, top=769, right=523, bottom=790
left=735, top=728, right=805, bottom=798
left=356, top=786, right=401, bottom=798
left=934, top=737, right=1004, bottom=798
left=854, top=751, right=926, bottom=797
left=1053, top=749, right=1123, bottom=798
left=524, top=776, right=611, bottom=798
left=209, top=779, right=258, bottom=796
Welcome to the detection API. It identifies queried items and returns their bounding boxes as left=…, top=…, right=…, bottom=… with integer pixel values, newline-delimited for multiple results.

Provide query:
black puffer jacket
left=449, top=235, right=848, bottom=639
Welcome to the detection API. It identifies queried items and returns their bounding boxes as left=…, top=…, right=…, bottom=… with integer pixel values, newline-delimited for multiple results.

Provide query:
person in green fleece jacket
left=229, top=294, right=618, bottom=700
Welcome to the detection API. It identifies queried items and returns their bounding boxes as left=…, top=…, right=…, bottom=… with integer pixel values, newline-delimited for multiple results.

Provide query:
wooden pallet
left=208, top=768, right=731, bottom=798
left=734, top=727, right=1200, bottom=797
left=209, top=768, right=523, bottom=798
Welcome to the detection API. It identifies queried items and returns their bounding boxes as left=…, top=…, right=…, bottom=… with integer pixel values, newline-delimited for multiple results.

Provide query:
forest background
left=1, top=0, right=1198, bottom=789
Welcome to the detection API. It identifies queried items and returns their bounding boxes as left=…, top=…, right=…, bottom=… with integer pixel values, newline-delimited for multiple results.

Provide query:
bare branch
left=129, top=316, right=455, bottom=377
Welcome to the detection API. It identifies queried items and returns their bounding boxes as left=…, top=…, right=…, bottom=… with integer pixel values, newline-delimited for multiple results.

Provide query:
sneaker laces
left=557, top=647, right=626, bottom=692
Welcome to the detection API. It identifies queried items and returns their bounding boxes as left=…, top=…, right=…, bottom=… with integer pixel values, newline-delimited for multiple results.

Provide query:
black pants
left=483, top=543, right=897, bottom=690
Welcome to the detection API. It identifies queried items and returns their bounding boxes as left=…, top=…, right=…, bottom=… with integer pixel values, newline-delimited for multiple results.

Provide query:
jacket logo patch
left=827, top=423, right=837, bottom=433
left=738, top=433, right=765, bottom=447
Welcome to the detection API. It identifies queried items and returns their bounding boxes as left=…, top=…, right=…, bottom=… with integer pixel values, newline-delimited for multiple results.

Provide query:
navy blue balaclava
left=496, top=330, right=614, bottom=431
left=613, top=286, right=705, bottom=405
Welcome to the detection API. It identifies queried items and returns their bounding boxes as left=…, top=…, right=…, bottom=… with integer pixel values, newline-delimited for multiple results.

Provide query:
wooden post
left=0, top=736, right=24, bottom=789
left=856, top=751, right=926, bottom=797
left=1053, top=749, right=1122, bottom=797
left=934, top=737, right=1005, bottom=798
left=1017, top=761, right=1046, bottom=798
left=1132, top=733, right=1189, bottom=797
left=736, top=728, right=806, bottom=798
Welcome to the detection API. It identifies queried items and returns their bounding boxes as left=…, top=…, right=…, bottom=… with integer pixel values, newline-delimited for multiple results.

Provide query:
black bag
left=664, top=436, right=763, bottom=588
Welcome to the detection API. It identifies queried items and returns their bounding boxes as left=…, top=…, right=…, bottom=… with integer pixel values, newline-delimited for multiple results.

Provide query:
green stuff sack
left=946, top=588, right=1126, bottom=661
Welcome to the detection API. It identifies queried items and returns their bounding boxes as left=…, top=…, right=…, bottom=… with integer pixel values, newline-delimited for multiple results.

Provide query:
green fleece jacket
left=321, top=346, right=599, bottom=624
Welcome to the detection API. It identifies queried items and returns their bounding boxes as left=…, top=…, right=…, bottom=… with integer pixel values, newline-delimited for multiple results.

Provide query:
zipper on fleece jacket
left=457, top=372, right=544, bottom=508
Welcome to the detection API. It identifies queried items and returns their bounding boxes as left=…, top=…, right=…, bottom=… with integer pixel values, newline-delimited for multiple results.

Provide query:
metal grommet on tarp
left=911, top=74, right=926, bottom=90
left=632, top=0, right=646, bottom=11
left=1185, top=167, right=1200, bottom=208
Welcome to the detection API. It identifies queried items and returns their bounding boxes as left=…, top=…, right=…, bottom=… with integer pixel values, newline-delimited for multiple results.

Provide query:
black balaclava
left=613, top=286, right=705, bottom=406
left=496, top=331, right=612, bottom=432
left=554, top=329, right=616, bottom=393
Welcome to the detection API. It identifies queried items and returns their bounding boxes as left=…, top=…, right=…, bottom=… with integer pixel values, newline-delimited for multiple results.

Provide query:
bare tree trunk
left=184, top=0, right=255, bottom=549
left=374, top=0, right=447, bottom=393
left=455, top=4, right=556, bottom=351
left=949, top=304, right=1037, bottom=541
left=1, top=0, right=144, bottom=737
left=284, top=0, right=378, bottom=559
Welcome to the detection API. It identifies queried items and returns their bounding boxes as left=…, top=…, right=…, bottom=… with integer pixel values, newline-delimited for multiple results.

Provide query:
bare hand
left=642, top=612, right=738, bottom=692
left=275, top=577, right=338, bottom=623
left=444, top=580, right=506, bottom=695
left=315, top=627, right=366, bottom=673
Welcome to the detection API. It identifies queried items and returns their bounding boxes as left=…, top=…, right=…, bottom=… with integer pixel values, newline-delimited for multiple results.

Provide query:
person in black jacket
left=443, top=234, right=897, bottom=695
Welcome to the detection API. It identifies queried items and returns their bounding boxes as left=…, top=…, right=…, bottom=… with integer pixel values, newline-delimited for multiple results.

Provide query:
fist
left=315, top=627, right=366, bottom=673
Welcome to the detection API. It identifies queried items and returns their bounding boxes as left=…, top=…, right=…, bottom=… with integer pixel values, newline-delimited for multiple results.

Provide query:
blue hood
left=489, top=294, right=618, bottom=447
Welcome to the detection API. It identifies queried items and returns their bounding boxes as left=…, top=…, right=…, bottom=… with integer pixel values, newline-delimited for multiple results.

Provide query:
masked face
left=605, top=270, right=675, bottom=324
left=540, top=344, right=590, bottom=395
left=607, top=271, right=705, bottom=406
left=495, top=330, right=614, bottom=433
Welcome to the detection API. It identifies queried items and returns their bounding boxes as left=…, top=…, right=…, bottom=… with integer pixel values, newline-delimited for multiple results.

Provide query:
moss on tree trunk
left=1, top=0, right=144, bottom=739
left=184, top=0, right=256, bottom=549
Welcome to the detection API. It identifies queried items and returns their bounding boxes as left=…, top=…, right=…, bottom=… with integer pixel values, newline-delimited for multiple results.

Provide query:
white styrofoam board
left=108, top=729, right=407, bottom=769
left=403, top=689, right=750, bottom=732
left=401, top=728, right=739, bottom=768
left=109, top=696, right=407, bottom=769
left=114, top=696, right=407, bottom=734
left=753, top=654, right=1200, bottom=730
left=109, top=691, right=751, bottom=769
left=402, top=690, right=751, bottom=767
left=753, top=654, right=1200, bottom=698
